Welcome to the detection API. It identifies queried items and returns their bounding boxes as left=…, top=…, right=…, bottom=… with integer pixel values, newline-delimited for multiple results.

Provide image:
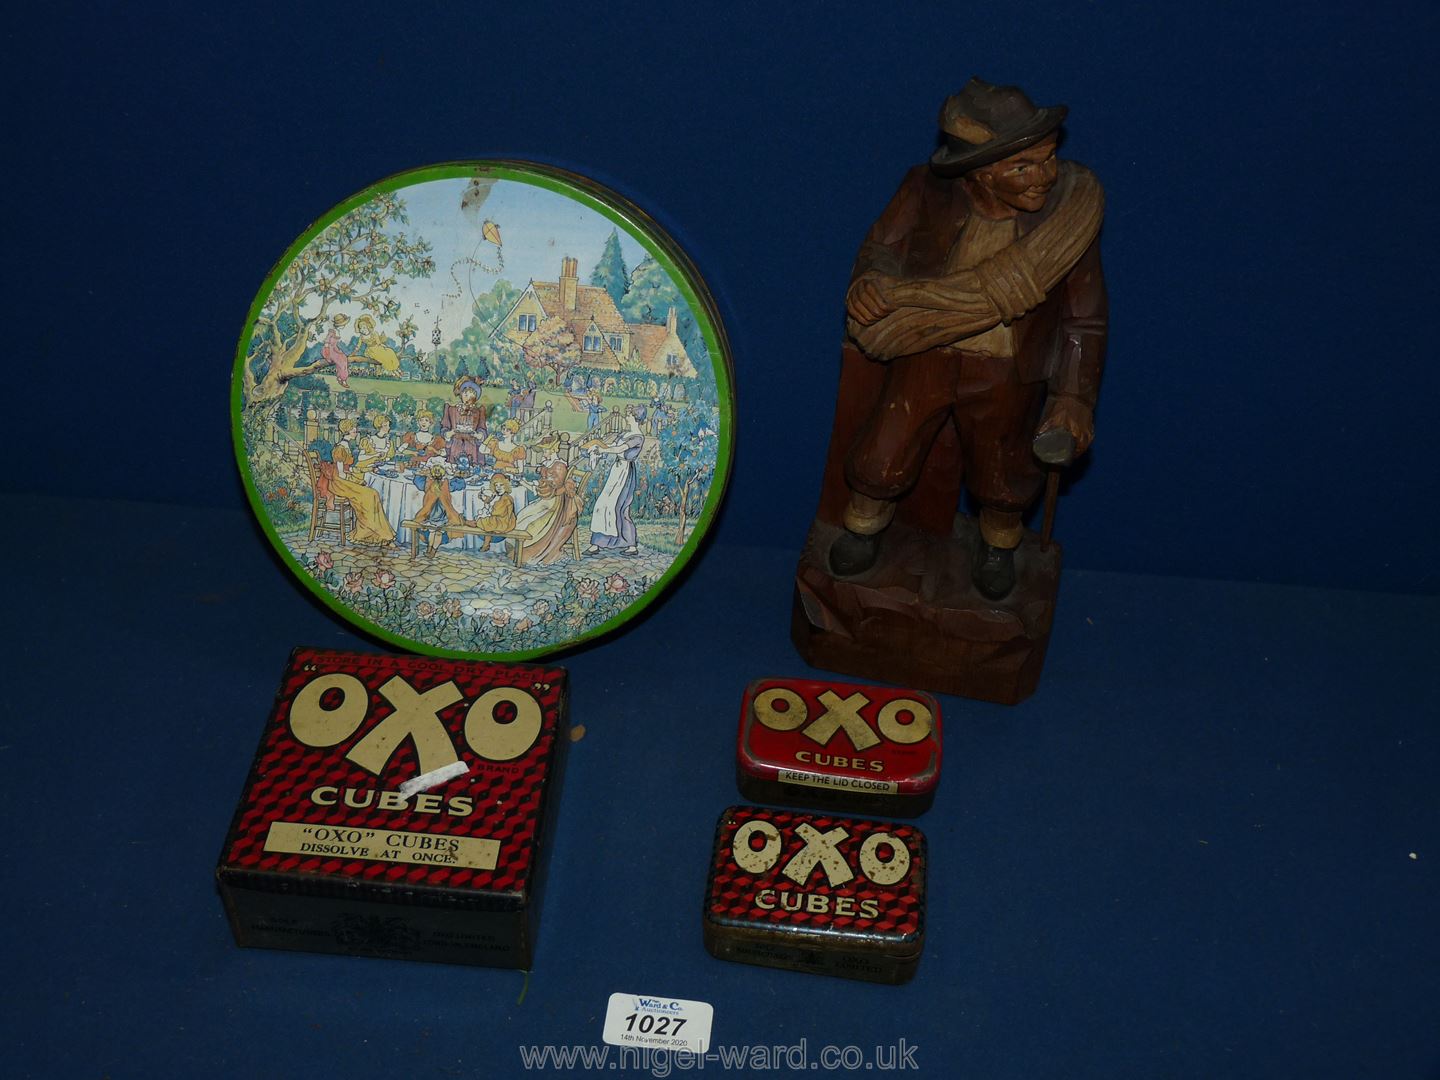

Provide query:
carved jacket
left=851, top=161, right=1108, bottom=406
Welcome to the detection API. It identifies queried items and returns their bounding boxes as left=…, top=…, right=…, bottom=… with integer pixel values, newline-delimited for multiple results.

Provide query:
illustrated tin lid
left=232, top=161, right=734, bottom=659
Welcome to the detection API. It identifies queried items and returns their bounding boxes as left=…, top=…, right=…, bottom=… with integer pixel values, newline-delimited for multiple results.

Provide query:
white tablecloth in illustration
left=364, top=470, right=528, bottom=552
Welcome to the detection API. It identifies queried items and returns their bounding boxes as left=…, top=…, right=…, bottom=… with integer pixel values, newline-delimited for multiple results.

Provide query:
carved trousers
left=844, top=347, right=1046, bottom=546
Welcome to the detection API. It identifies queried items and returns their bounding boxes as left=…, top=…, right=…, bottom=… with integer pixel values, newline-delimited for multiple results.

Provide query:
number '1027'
left=624, top=1013, right=687, bottom=1035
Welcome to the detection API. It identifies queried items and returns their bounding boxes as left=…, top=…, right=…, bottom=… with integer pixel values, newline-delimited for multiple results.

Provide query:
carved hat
left=931, top=77, right=1067, bottom=175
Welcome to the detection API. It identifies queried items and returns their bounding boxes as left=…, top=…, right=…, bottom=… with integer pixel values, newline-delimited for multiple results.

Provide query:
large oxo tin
left=737, top=678, right=943, bottom=816
left=216, top=647, right=567, bottom=968
left=232, top=161, right=734, bottom=660
left=703, top=805, right=927, bottom=984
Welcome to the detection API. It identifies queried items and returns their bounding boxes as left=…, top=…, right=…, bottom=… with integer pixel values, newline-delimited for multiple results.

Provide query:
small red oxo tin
left=703, top=805, right=926, bottom=984
left=736, top=678, right=942, bottom=816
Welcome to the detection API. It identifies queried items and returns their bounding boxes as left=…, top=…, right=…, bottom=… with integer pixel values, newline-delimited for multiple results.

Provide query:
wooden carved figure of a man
left=793, top=78, right=1107, bottom=703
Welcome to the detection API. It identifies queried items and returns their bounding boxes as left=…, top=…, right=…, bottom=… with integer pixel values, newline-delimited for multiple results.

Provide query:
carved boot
left=828, top=528, right=881, bottom=577
left=971, top=540, right=1017, bottom=600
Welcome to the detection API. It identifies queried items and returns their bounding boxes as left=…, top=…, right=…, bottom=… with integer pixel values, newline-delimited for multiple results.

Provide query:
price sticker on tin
left=602, top=992, right=713, bottom=1054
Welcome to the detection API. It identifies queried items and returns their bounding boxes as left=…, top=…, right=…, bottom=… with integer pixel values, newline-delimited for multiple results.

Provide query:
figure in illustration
left=533, top=430, right=580, bottom=472
left=586, top=405, right=645, bottom=556
left=322, top=314, right=352, bottom=387
left=443, top=376, right=487, bottom=465
left=400, top=410, right=446, bottom=461
left=358, top=413, right=394, bottom=473
left=329, top=419, right=397, bottom=546
left=486, top=419, right=527, bottom=477
left=515, top=457, right=581, bottom=565
left=353, top=315, right=401, bottom=375
left=474, top=474, right=517, bottom=553
left=569, top=388, right=606, bottom=431
left=412, top=459, right=468, bottom=555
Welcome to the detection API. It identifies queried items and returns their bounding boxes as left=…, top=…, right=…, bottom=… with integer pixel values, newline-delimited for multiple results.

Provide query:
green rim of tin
left=231, top=160, right=735, bottom=660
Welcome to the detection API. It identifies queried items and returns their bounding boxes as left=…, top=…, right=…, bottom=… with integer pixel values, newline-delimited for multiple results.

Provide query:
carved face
left=974, top=135, right=1059, bottom=213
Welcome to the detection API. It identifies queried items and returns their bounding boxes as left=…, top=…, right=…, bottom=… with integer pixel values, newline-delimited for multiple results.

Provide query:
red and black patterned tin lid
left=703, top=805, right=926, bottom=951
left=220, top=647, right=566, bottom=903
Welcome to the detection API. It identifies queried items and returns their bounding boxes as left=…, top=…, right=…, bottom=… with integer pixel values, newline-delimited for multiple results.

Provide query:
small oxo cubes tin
left=702, top=805, right=926, bottom=984
left=216, top=647, right=567, bottom=968
left=737, top=678, right=942, bottom=815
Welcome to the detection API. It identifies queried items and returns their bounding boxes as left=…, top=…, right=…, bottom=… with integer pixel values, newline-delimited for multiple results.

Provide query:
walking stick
left=1041, top=470, right=1061, bottom=550
left=1032, top=429, right=1076, bottom=553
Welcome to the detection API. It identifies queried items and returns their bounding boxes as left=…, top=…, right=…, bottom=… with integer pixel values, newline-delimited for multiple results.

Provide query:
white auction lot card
left=602, top=992, right=714, bottom=1054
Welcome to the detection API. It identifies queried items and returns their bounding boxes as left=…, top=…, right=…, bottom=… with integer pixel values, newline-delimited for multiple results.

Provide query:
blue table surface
left=1, top=495, right=1435, bottom=1079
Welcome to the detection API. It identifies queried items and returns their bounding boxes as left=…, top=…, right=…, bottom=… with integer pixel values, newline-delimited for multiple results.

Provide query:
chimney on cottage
left=560, top=256, right=578, bottom=313
left=665, top=305, right=677, bottom=334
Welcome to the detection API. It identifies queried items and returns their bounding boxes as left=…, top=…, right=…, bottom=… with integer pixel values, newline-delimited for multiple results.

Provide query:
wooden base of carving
left=791, top=515, right=1061, bottom=706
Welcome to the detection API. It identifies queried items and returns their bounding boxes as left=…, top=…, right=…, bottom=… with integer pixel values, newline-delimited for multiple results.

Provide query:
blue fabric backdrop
left=9, top=0, right=1439, bottom=593
left=4, top=6, right=1439, bottom=1079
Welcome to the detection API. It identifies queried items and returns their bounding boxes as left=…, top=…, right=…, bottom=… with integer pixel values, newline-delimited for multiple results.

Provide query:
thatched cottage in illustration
left=495, top=256, right=698, bottom=379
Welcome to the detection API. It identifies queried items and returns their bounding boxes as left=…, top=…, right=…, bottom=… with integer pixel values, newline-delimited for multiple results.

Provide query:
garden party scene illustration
left=234, top=164, right=733, bottom=658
